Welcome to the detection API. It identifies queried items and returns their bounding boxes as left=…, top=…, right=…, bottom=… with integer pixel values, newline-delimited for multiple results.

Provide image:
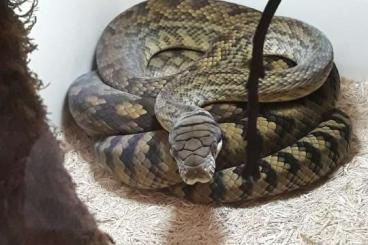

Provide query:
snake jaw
left=177, top=155, right=216, bottom=185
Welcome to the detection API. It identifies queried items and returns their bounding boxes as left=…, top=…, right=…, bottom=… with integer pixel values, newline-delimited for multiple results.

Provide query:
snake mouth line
left=179, top=161, right=216, bottom=185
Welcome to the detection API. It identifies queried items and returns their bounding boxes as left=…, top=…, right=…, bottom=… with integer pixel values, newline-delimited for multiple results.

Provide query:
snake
left=67, top=0, right=352, bottom=204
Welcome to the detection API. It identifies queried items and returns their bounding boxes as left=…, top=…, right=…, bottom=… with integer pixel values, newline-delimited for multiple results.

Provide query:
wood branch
left=244, top=0, right=282, bottom=178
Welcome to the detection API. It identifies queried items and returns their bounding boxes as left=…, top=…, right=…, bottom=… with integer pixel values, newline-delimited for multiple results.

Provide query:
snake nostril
left=182, top=167, right=213, bottom=185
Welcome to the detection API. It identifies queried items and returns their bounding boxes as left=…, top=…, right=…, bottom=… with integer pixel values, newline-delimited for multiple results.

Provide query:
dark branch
left=244, top=0, right=282, bottom=178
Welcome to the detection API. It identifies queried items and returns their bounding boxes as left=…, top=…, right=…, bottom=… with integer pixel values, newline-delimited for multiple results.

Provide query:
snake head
left=169, top=111, right=222, bottom=185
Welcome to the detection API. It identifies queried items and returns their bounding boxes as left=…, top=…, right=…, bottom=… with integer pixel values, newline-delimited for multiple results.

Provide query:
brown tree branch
left=244, top=0, right=282, bottom=178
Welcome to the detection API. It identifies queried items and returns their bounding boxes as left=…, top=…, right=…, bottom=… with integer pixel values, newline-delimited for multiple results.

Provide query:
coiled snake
left=67, top=0, right=352, bottom=203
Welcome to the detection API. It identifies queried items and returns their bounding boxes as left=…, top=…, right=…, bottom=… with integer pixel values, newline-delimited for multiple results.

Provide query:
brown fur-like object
left=0, top=1, right=112, bottom=244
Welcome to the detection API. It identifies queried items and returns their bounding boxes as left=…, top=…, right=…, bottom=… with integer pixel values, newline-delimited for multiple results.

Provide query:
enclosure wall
left=29, top=0, right=368, bottom=125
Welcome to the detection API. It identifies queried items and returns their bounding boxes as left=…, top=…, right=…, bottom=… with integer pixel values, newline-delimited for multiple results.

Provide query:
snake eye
left=211, top=140, right=223, bottom=158
left=170, top=147, right=177, bottom=158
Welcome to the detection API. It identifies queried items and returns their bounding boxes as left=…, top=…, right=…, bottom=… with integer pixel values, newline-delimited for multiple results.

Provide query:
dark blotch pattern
left=188, top=0, right=210, bottom=10
left=67, top=0, right=352, bottom=204
left=119, top=134, right=145, bottom=176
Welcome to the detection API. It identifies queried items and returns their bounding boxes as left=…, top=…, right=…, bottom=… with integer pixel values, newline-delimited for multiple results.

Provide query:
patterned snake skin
left=67, top=0, right=352, bottom=203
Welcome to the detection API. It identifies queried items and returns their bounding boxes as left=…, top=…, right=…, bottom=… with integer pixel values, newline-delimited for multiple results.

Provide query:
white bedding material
left=61, top=78, right=368, bottom=244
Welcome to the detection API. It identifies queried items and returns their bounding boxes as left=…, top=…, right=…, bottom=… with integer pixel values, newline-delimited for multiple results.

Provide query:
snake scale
left=67, top=0, right=352, bottom=204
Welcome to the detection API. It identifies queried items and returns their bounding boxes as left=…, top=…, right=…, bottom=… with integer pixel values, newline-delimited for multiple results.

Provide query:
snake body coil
left=68, top=0, right=351, bottom=203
